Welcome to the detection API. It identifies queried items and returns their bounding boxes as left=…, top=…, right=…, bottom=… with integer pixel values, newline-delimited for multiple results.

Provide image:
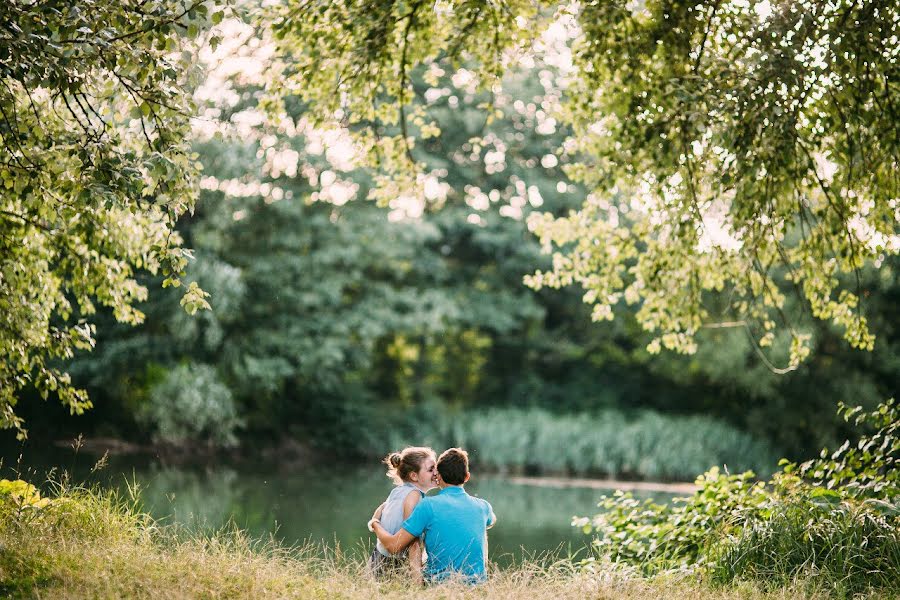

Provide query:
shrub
left=577, top=400, right=900, bottom=597
left=709, top=497, right=900, bottom=596
left=139, top=363, right=242, bottom=446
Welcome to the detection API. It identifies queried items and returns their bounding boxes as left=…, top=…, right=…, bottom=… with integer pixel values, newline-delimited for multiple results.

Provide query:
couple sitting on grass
left=366, top=446, right=496, bottom=585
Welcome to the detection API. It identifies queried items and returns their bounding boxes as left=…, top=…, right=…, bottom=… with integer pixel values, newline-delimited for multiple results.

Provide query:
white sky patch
left=628, top=174, right=661, bottom=215
left=191, top=18, right=363, bottom=179
left=314, top=170, right=358, bottom=206
left=607, top=205, right=619, bottom=227
left=535, top=114, right=557, bottom=135
left=587, top=192, right=610, bottom=210
left=424, top=87, right=450, bottom=104
left=484, top=149, right=506, bottom=174
left=201, top=175, right=287, bottom=204
left=814, top=152, right=839, bottom=184
left=426, top=63, right=446, bottom=82
left=217, top=178, right=261, bottom=197
left=465, top=185, right=490, bottom=211
left=484, top=149, right=505, bottom=165
left=541, top=154, right=559, bottom=169
left=451, top=68, right=478, bottom=94
left=200, top=176, right=219, bottom=191
left=848, top=199, right=900, bottom=253
left=266, top=146, right=299, bottom=178
left=230, top=109, right=266, bottom=139
left=193, top=18, right=275, bottom=139
left=423, top=173, right=451, bottom=202
left=696, top=198, right=744, bottom=253
left=388, top=195, right=426, bottom=221
left=754, top=0, right=773, bottom=20
left=303, top=127, right=359, bottom=172
left=531, top=11, right=578, bottom=78
left=499, top=204, right=523, bottom=219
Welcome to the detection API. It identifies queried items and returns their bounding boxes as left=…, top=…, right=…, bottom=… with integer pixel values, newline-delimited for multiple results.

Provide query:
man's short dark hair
left=437, top=447, right=469, bottom=485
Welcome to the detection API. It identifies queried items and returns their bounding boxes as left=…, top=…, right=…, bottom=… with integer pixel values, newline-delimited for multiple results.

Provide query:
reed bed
left=388, top=407, right=776, bottom=481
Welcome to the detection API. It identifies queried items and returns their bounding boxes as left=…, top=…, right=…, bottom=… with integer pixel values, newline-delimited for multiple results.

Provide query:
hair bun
left=389, top=452, right=402, bottom=468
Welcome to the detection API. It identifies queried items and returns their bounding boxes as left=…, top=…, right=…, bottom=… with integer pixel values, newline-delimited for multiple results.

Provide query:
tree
left=56, top=23, right=584, bottom=448
left=0, top=1, right=224, bottom=435
left=270, top=0, right=899, bottom=372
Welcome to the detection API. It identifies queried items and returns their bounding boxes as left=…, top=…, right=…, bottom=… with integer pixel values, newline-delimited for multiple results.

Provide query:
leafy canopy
left=270, top=0, right=899, bottom=372
left=0, top=0, right=227, bottom=435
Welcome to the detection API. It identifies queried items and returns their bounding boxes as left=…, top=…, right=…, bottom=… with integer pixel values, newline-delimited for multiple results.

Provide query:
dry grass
left=16, top=539, right=840, bottom=600
left=0, top=485, right=888, bottom=600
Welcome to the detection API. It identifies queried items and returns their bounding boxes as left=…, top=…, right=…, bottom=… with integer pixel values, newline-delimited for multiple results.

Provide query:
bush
left=577, top=400, right=900, bottom=598
left=139, top=363, right=242, bottom=446
left=709, top=497, right=900, bottom=595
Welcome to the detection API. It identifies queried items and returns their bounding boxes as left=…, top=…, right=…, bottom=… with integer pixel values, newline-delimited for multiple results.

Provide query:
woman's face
left=411, top=457, right=438, bottom=491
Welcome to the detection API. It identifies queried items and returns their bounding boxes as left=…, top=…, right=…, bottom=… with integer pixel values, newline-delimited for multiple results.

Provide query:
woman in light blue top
left=367, top=446, right=437, bottom=582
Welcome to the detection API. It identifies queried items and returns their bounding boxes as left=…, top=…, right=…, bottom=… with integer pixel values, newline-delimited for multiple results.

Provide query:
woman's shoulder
left=386, top=482, right=420, bottom=501
left=401, top=485, right=425, bottom=503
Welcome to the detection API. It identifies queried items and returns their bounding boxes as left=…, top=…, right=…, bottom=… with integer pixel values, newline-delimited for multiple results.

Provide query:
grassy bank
left=0, top=482, right=867, bottom=600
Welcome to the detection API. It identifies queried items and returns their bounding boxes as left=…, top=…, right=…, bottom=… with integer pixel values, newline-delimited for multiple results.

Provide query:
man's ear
left=464, top=472, right=471, bottom=484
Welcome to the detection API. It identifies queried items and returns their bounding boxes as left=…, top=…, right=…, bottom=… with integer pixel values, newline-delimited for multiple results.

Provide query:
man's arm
left=407, top=539, right=423, bottom=585
left=371, top=521, right=417, bottom=555
left=401, top=492, right=424, bottom=585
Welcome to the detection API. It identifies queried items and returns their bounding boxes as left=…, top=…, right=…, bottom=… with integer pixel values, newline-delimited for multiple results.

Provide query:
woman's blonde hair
left=383, top=446, right=435, bottom=484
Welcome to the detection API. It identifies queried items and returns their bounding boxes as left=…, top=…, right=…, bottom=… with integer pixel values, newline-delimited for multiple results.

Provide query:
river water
left=3, top=444, right=676, bottom=566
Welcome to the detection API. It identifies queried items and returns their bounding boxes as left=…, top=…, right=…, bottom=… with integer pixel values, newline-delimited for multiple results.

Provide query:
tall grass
left=388, top=407, right=776, bottom=481
left=709, top=499, right=900, bottom=597
left=578, top=401, right=900, bottom=599
left=0, top=481, right=853, bottom=599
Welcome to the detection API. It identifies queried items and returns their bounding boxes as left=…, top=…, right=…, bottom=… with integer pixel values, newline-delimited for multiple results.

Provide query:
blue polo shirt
left=401, top=486, right=496, bottom=583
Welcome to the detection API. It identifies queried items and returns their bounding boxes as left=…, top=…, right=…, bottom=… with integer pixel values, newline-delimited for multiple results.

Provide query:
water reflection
left=4, top=449, right=673, bottom=565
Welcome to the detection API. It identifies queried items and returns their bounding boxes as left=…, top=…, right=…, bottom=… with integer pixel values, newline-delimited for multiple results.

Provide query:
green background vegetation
left=15, top=32, right=896, bottom=473
left=2, top=0, right=899, bottom=597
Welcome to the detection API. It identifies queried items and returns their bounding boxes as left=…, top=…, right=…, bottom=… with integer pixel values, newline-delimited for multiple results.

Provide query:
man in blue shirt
left=370, top=447, right=496, bottom=583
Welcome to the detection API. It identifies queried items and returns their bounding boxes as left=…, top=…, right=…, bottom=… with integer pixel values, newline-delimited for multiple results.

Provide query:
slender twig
left=693, top=0, right=722, bottom=74
left=397, top=1, right=424, bottom=166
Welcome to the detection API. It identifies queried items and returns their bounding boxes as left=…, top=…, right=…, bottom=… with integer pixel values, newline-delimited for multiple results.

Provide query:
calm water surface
left=4, top=445, right=673, bottom=565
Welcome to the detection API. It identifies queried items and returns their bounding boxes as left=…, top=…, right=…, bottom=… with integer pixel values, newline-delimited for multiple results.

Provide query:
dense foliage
left=272, top=0, right=899, bottom=372
left=11, top=13, right=885, bottom=462
left=0, top=0, right=226, bottom=435
left=3, top=4, right=898, bottom=465
left=577, top=400, right=900, bottom=596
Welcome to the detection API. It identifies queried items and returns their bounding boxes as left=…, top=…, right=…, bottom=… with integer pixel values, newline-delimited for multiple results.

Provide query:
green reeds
left=390, top=407, right=775, bottom=481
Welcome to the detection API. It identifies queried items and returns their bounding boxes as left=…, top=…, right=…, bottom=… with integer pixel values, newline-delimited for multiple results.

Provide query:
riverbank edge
left=49, top=435, right=700, bottom=493
left=501, top=475, right=698, bottom=494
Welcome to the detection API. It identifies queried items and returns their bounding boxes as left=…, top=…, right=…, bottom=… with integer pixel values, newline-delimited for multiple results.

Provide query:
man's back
left=401, top=486, right=495, bottom=583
